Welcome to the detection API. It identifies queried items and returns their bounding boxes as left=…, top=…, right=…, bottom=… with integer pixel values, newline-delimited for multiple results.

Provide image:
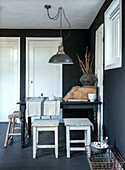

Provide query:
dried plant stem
left=77, top=55, right=86, bottom=73
left=85, top=47, right=88, bottom=71
left=89, top=55, right=94, bottom=74
left=77, top=46, right=94, bottom=74
left=87, top=52, right=90, bottom=73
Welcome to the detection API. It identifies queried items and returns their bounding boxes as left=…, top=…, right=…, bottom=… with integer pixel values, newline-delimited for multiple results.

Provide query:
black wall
left=0, top=29, right=89, bottom=97
left=0, top=29, right=89, bottom=117
left=89, top=0, right=125, bottom=159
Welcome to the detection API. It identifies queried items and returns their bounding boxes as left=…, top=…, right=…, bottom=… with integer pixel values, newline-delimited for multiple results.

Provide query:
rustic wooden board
left=64, top=99, right=88, bottom=102
left=63, top=86, right=96, bottom=101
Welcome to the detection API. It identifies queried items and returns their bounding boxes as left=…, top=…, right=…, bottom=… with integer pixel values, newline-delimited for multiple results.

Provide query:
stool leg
left=11, top=118, right=15, bottom=139
left=33, top=127, right=37, bottom=159
left=4, top=118, right=11, bottom=147
left=55, top=127, right=58, bottom=158
left=36, top=131, right=38, bottom=145
left=66, top=126, right=70, bottom=158
left=24, top=120, right=29, bottom=139
left=87, top=126, right=91, bottom=145
left=10, top=118, right=15, bottom=140
left=85, top=130, right=87, bottom=146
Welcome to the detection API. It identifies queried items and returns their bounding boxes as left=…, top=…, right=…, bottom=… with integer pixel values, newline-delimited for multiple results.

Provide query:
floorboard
left=0, top=123, right=90, bottom=170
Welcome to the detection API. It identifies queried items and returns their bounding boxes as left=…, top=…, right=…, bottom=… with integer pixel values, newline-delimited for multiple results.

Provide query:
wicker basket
left=91, top=142, right=109, bottom=154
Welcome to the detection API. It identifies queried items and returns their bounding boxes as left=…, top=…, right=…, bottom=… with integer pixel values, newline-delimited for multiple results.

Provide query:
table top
left=17, top=97, right=101, bottom=105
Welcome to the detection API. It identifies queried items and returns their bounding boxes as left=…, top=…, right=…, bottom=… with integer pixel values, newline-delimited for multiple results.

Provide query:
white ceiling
left=0, top=0, right=105, bottom=29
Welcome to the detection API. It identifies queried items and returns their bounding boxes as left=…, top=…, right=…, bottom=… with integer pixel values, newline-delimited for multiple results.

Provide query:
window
left=104, top=0, right=122, bottom=70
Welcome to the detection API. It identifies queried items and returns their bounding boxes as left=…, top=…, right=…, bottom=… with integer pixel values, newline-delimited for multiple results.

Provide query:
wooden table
left=61, top=100, right=101, bottom=142
left=17, top=97, right=101, bottom=148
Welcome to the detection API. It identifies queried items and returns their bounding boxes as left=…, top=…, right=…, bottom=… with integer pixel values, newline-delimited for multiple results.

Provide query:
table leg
left=88, top=110, right=91, bottom=121
left=28, top=117, right=31, bottom=138
left=21, top=104, right=25, bottom=148
left=93, top=108, right=97, bottom=141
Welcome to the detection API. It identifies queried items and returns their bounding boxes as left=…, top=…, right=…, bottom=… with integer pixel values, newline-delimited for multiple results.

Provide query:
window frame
left=104, top=0, right=122, bottom=70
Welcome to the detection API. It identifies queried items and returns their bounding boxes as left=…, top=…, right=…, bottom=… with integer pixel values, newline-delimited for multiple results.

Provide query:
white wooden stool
left=32, top=119, right=59, bottom=159
left=64, top=118, right=93, bottom=158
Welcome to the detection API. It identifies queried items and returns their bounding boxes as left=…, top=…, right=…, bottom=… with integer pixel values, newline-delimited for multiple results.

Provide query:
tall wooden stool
left=64, top=118, right=93, bottom=158
left=32, top=119, right=59, bottom=159
left=4, top=111, right=28, bottom=147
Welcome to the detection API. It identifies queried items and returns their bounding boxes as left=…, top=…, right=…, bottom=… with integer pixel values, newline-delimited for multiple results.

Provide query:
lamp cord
left=60, top=8, right=62, bottom=42
left=61, top=8, right=71, bottom=41
left=46, top=7, right=71, bottom=42
left=46, top=7, right=61, bottom=20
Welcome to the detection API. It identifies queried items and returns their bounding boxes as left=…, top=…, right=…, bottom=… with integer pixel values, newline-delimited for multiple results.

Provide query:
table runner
left=26, top=97, right=44, bottom=117
left=42, top=98, right=60, bottom=116
left=26, top=97, right=60, bottom=117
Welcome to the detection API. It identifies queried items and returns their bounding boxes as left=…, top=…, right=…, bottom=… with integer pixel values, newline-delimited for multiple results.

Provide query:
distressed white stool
left=32, top=119, right=59, bottom=159
left=64, top=118, right=93, bottom=158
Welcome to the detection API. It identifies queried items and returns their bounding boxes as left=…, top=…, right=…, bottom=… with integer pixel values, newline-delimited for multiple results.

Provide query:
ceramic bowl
left=88, top=93, right=96, bottom=102
left=49, top=96, right=56, bottom=100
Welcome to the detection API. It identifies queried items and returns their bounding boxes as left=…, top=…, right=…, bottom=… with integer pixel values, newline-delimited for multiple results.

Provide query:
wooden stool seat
left=32, top=119, right=59, bottom=159
left=64, top=118, right=93, bottom=158
left=4, top=111, right=28, bottom=147
left=64, top=119, right=93, bottom=126
left=32, top=119, right=59, bottom=127
left=8, top=111, right=21, bottom=119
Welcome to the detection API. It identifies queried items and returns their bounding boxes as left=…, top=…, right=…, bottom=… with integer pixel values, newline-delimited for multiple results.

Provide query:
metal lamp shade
left=48, top=45, right=73, bottom=64
left=48, top=53, right=73, bottom=64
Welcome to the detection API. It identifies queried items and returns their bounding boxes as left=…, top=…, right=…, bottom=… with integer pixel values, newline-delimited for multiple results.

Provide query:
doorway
left=0, top=37, right=20, bottom=121
left=95, top=24, right=104, bottom=141
left=26, top=38, right=62, bottom=98
left=26, top=38, right=63, bottom=121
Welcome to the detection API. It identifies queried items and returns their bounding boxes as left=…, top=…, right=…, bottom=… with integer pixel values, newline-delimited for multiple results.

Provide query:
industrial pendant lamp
left=44, top=5, right=73, bottom=64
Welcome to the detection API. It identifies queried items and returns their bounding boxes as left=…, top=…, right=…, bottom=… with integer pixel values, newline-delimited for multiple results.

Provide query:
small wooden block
left=64, top=99, right=88, bottom=102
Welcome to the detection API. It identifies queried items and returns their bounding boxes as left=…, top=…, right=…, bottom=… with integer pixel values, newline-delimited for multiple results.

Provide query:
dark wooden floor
left=0, top=123, right=90, bottom=170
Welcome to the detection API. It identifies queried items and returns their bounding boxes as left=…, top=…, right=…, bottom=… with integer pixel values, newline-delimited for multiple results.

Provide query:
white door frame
left=26, top=37, right=62, bottom=97
left=95, top=24, right=104, bottom=142
left=0, top=37, right=20, bottom=122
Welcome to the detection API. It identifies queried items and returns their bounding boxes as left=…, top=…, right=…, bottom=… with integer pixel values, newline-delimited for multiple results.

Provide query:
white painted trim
left=104, top=0, right=122, bottom=70
left=17, top=38, right=20, bottom=104
left=95, top=24, right=104, bottom=142
left=0, top=37, right=20, bottom=41
left=26, top=37, right=62, bottom=42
